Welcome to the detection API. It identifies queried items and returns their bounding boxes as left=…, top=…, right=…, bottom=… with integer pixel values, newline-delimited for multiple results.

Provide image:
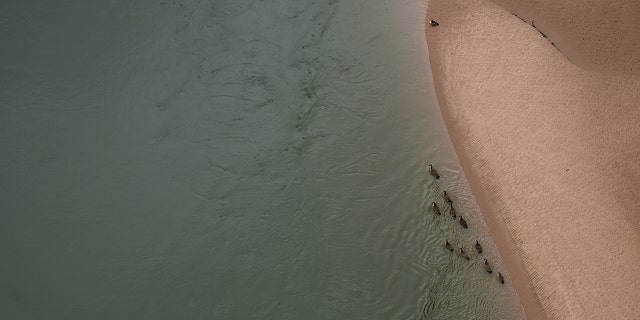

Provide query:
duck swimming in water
left=430, top=19, right=439, bottom=27
left=497, top=272, right=505, bottom=284
left=443, top=191, right=452, bottom=203
left=475, top=241, right=483, bottom=254
left=459, top=216, right=468, bottom=229
left=428, top=163, right=440, bottom=179
left=445, top=240, right=454, bottom=252
left=432, top=202, right=441, bottom=215
left=459, top=248, right=470, bottom=261
left=449, top=203, right=457, bottom=219
left=483, top=259, right=493, bottom=274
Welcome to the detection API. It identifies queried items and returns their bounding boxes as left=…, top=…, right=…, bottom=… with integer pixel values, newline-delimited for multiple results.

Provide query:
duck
left=443, top=191, right=452, bottom=203
left=497, top=272, right=505, bottom=284
left=459, top=216, right=468, bottom=229
left=449, top=203, right=457, bottom=218
left=445, top=240, right=454, bottom=252
left=430, top=19, right=439, bottom=27
left=483, top=259, right=493, bottom=274
left=459, top=248, right=470, bottom=261
left=432, top=202, right=441, bottom=215
left=428, top=163, right=440, bottom=179
left=475, top=241, right=483, bottom=254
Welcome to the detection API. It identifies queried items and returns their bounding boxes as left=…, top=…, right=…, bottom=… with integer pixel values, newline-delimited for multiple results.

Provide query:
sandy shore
left=425, top=0, right=640, bottom=319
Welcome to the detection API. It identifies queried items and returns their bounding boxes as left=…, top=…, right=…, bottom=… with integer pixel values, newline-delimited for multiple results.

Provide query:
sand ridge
left=425, top=0, right=640, bottom=319
left=491, top=0, right=640, bottom=76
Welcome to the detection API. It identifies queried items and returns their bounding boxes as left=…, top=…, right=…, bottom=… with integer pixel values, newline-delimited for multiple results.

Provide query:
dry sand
left=425, top=0, right=640, bottom=319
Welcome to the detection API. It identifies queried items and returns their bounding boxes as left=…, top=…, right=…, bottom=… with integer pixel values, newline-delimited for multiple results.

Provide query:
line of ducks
left=429, top=163, right=469, bottom=230
left=445, top=239, right=504, bottom=284
left=428, top=163, right=505, bottom=285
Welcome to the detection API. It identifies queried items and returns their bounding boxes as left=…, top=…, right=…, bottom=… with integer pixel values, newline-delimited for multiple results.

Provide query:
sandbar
left=425, top=0, right=640, bottom=318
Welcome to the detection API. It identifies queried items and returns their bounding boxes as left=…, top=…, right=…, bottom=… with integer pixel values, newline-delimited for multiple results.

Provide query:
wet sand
left=425, top=0, right=640, bottom=319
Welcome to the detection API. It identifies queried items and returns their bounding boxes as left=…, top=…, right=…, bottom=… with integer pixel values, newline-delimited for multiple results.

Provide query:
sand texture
left=425, top=0, right=640, bottom=319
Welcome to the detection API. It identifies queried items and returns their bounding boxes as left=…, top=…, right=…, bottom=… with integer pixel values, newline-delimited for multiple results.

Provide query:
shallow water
left=1, top=0, right=524, bottom=319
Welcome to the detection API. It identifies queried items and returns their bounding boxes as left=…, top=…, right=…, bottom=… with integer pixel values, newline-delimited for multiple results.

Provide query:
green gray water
left=1, top=0, right=525, bottom=319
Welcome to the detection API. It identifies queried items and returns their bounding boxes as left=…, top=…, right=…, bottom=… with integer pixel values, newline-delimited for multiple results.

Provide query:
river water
left=1, top=0, right=524, bottom=319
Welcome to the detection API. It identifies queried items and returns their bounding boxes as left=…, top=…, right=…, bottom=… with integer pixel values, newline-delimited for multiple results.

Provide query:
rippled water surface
left=1, top=0, right=524, bottom=319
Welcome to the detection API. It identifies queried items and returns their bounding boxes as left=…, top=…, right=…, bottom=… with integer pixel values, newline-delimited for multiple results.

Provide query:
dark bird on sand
left=459, top=248, right=470, bottom=260
left=428, top=163, right=440, bottom=179
left=432, top=202, right=441, bottom=215
left=497, top=272, right=505, bottom=284
left=483, top=259, right=493, bottom=274
left=449, top=203, right=457, bottom=218
left=459, top=216, right=468, bottom=229
left=475, top=241, right=483, bottom=254
left=443, top=191, right=452, bottom=203
left=445, top=240, right=454, bottom=252
left=430, top=20, right=439, bottom=27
